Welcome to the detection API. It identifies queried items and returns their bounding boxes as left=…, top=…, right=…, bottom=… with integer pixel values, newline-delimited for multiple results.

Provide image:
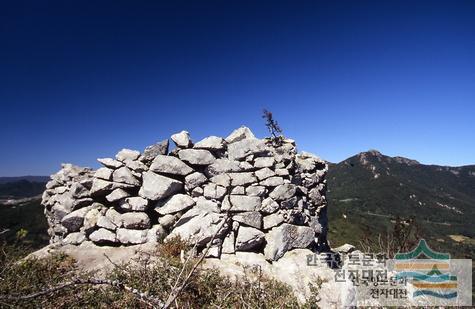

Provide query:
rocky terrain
left=41, top=127, right=328, bottom=261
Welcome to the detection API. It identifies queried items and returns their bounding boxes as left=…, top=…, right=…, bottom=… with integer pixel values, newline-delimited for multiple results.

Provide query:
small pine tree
left=262, top=109, right=284, bottom=145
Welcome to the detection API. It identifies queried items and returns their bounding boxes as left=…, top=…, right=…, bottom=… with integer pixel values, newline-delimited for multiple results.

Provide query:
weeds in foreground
left=0, top=237, right=309, bottom=308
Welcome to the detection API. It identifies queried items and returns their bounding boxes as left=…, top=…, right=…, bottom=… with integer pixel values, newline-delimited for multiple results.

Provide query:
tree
left=262, top=109, right=284, bottom=145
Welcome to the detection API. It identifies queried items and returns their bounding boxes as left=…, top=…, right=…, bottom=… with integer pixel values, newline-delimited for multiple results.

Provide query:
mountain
left=326, top=150, right=475, bottom=258
left=0, top=176, right=50, bottom=184
left=1, top=152, right=474, bottom=257
left=0, top=177, right=49, bottom=247
left=0, top=178, right=48, bottom=199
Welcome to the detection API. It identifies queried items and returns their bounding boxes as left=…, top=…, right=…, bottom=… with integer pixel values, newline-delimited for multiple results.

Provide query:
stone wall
left=41, top=127, right=328, bottom=261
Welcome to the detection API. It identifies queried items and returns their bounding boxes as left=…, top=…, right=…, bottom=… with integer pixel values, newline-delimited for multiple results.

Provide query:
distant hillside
left=327, top=150, right=475, bottom=258
left=0, top=177, right=49, bottom=248
left=0, top=176, right=50, bottom=184
left=0, top=179, right=48, bottom=199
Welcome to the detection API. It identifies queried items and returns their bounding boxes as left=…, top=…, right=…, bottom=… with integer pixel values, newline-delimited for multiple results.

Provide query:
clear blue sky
left=1, top=1, right=474, bottom=176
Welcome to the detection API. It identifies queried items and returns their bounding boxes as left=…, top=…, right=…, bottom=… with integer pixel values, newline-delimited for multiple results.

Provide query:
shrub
left=0, top=240, right=301, bottom=308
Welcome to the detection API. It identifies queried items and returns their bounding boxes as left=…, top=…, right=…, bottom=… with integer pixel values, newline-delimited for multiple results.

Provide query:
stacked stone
left=41, top=127, right=328, bottom=261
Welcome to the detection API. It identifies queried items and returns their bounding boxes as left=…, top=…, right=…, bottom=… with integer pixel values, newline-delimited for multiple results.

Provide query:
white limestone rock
left=112, top=167, right=140, bottom=186
left=121, top=197, right=148, bottom=212
left=260, top=197, right=280, bottom=214
left=167, top=210, right=227, bottom=246
left=139, top=171, right=183, bottom=201
left=89, top=228, right=117, bottom=244
left=235, top=226, right=265, bottom=251
left=233, top=211, right=262, bottom=229
left=263, top=213, right=285, bottom=229
left=178, top=149, right=216, bottom=165
left=254, top=157, right=275, bottom=168
left=209, top=173, right=231, bottom=187
left=222, top=231, right=236, bottom=254
left=227, top=138, right=268, bottom=161
left=205, top=159, right=242, bottom=177
left=269, top=184, right=297, bottom=201
left=90, top=179, right=114, bottom=196
left=195, top=196, right=220, bottom=213
left=155, top=194, right=195, bottom=215
left=231, top=186, right=245, bottom=195
left=105, top=208, right=123, bottom=228
left=121, top=212, right=151, bottom=229
left=106, top=188, right=130, bottom=203
left=94, top=167, right=113, bottom=180
left=194, top=136, right=225, bottom=150
left=264, top=224, right=315, bottom=261
left=260, top=176, right=285, bottom=187
left=203, top=183, right=226, bottom=200
left=97, top=215, right=117, bottom=231
left=63, top=232, right=86, bottom=245
left=225, top=126, right=256, bottom=144
left=61, top=206, right=94, bottom=232
left=171, top=130, right=192, bottom=148
left=142, top=139, right=169, bottom=162
left=116, top=228, right=148, bottom=244
left=228, top=195, right=261, bottom=212
left=246, top=185, right=266, bottom=197
left=255, top=168, right=276, bottom=181
left=116, top=149, right=141, bottom=162
left=227, top=172, right=257, bottom=186
left=185, top=172, right=208, bottom=190
left=149, top=155, right=194, bottom=176
left=97, top=158, right=123, bottom=169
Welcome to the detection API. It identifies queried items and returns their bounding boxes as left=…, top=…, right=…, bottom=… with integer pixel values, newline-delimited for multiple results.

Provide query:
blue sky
left=1, top=1, right=474, bottom=176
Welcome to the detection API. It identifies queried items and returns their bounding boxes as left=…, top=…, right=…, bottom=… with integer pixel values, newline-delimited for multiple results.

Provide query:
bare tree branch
left=162, top=216, right=229, bottom=308
left=0, top=278, right=164, bottom=308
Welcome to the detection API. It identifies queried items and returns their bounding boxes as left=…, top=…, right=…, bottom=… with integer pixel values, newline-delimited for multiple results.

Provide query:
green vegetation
left=0, top=238, right=310, bottom=308
left=0, top=199, right=49, bottom=249
left=327, top=151, right=475, bottom=258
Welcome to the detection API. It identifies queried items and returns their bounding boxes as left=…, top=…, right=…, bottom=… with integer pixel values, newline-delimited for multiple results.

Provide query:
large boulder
left=227, top=172, right=257, bottom=186
left=61, top=206, right=94, bottom=232
left=121, top=212, right=151, bottom=229
left=97, top=158, right=123, bottom=169
left=89, top=228, right=117, bottom=244
left=194, top=136, right=225, bottom=151
left=142, top=139, right=169, bottom=162
left=149, top=155, right=194, bottom=176
left=90, top=179, right=114, bottom=196
left=167, top=209, right=227, bottom=246
left=205, top=159, right=242, bottom=177
left=232, top=212, right=262, bottom=229
left=106, top=188, right=130, bottom=202
left=225, top=126, right=256, bottom=143
left=155, top=194, right=195, bottom=215
left=235, top=226, right=265, bottom=251
left=184, top=172, right=208, bottom=190
left=120, top=196, right=149, bottom=212
left=116, top=149, right=141, bottom=162
left=226, top=195, right=261, bottom=212
left=116, top=228, right=148, bottom=244
left=178, top=149, right=216, bottom=165
left=227, top=138, right=268, bottom=161
left=112, top=167, right=140, bottom=186
left=269, top=184, right=297, bottom=201
left=171, top=130, right=192, bottom=148
left=264, top=224, right=315, bottom=261
left=94, top=167, right=113, bottom=180
left=139, top=171, right=183, bottom=201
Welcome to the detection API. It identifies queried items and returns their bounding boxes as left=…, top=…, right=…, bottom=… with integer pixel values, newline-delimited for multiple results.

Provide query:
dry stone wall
left=41, top=127, right=328, bottom=261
